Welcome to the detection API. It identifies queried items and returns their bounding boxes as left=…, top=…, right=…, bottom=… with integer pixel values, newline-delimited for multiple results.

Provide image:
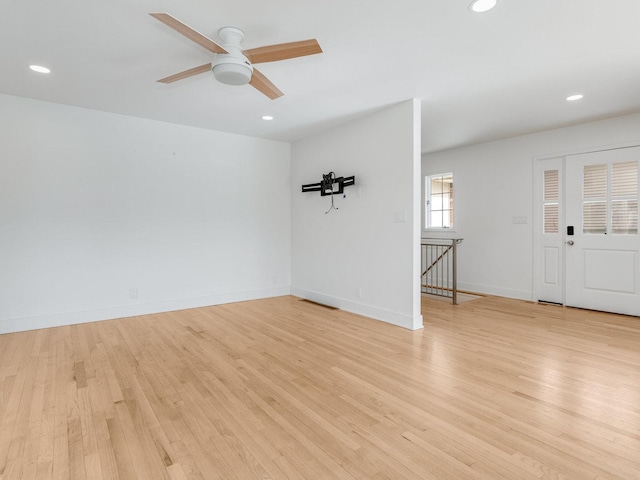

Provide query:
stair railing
left=421, top=238, right=463, bottom=304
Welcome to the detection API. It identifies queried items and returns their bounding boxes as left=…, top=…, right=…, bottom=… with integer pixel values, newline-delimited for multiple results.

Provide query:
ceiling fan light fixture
left=212, top=55, right=253, bottom=85
left=213, top=62, right=253, bottom=85
left=470, top=0, right=497, bottom=13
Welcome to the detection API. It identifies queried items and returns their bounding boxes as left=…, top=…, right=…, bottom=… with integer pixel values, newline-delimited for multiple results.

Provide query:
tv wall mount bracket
left=301, top=172, right=356, bottom=213
left=301, top=172, right=355, bottom=196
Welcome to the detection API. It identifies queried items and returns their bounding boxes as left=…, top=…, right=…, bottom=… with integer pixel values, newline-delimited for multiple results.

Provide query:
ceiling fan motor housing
left=212, top=26, right=253, bottom=86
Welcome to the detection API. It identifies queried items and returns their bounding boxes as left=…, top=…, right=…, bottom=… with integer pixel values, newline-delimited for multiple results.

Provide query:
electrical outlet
left=272, top=275, right=278, bottom=284
left=129, top=288, right=138, bottom=299
left=356, top=287, right=362, bottom=298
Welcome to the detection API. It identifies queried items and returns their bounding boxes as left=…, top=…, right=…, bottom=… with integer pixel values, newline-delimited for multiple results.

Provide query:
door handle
left=566, top=240, right=574, bottom=246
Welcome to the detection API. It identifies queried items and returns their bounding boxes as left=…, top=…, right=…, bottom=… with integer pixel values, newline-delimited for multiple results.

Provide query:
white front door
left=565, top=147, right=640, bottom=316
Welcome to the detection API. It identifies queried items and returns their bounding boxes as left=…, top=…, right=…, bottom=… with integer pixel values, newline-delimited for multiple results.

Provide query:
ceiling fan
left=149, top=13, right=323, bottom=99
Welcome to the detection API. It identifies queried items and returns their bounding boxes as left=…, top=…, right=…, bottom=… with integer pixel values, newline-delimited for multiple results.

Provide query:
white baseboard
left=0, top=286, right=291, bottom=335
left=290, top=287, right=423, bottom=330
left=457, top=282, right=533, bottom=301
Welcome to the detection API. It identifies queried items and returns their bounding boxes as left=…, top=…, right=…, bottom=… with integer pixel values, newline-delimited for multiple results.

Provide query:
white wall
left=423, top=112, right=640, bottom=300
left=0, top=94, right=291, bottom=333
left=291, top=100, right=423, bottom=330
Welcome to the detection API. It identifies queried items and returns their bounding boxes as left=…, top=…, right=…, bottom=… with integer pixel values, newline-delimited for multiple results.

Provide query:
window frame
left=581, top=161, right=638, bottom=235
left=543, top=169, right=560, bottom=234
left=423, top=172, right=454, bottom=231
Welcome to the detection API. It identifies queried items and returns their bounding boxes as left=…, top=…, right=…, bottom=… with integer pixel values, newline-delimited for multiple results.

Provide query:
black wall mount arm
left=301, top=172, right=355, bottom=196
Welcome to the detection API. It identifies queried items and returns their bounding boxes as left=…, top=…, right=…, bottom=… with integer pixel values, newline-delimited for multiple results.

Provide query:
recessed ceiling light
left=261, top=115, right=274, bottom=121
left=29, top=65, right=51, bottom=74
left=470, top=0, right=497, bottom=13
left=566, top=94, right=584, bottom=101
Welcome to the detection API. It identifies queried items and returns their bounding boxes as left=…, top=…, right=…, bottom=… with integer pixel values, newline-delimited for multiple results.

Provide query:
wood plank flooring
left=1, top=295, right=639, bottom=479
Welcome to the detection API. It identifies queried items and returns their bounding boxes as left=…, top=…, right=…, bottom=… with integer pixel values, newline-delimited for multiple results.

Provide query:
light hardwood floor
left=1, top=295, right=639, bottom=479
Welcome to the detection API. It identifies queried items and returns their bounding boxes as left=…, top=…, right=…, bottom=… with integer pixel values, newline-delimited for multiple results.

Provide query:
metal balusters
left=421, top=238, right=463, bottom=304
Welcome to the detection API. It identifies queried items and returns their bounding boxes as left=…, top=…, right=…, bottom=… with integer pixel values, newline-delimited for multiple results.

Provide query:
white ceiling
left=2, top=0, right=640, bottom=153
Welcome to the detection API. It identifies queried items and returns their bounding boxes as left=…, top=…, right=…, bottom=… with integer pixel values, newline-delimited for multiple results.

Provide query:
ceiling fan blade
left=249, top=68, right=283, bottom=100
left=244, top=39, right=322, bottom=64
left=156, top=63, right=212, bottom=83
left=149, top=13, right=228, bottom=55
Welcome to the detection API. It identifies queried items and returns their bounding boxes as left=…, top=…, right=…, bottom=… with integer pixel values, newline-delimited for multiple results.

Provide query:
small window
left=583, top=164, right=607, bottom=234
left=612, top=161, right=638, bottom=234
left=425, top=173, right=453, bottom=229
left=543, top=170, right=559, bottom=234
left=582, top=161, right=638, bottom=235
